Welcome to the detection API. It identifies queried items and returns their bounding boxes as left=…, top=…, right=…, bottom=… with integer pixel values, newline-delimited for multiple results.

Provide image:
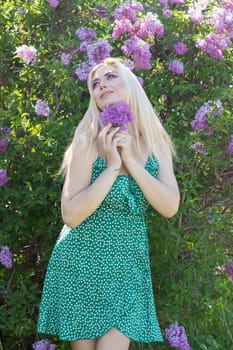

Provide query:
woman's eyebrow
left=92, top=71, right=117, bottom=84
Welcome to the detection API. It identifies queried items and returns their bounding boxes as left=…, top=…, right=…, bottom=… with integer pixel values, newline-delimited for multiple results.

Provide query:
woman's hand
left=115, top=129, right=133, bottom=165
left=98, top=124, right=123, bottom=169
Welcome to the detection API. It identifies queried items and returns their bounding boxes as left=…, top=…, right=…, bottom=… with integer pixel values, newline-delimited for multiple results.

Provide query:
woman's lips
left=100, top=91, right=113, bottom=99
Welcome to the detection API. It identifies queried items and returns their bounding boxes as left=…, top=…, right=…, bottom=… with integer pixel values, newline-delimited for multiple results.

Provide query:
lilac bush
left=0, top=0, right=232, bottom=349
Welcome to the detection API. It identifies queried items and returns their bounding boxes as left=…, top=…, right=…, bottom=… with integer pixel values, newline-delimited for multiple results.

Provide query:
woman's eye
left=92, top=81, right=99, bottom=89
left=107, top=74, right=116, bottom=79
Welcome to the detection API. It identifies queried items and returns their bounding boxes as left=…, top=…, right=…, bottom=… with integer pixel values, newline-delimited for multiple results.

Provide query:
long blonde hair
left=60, top=57, right=175, bottom=174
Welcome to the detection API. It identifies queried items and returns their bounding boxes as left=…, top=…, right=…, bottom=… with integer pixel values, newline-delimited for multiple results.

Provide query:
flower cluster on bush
left=165, top=322, right=190, bottom=350
left=46, top=0, right=59, bottom=9
left=32, top=339, right=56, bottom=350
left=190, top=100, right=223, bottom=135
left=0, top=245, right=12, bottom=269
left=35, top=99, right=51, bottom=117
left=189, top=100, right=233, bottom=156
left=16, top=45, right=37, bottom=64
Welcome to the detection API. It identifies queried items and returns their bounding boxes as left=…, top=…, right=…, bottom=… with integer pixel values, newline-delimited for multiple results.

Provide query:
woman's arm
left=119, top=136, right=180, bottom=218
left=61, top=125, right=123, bottom=228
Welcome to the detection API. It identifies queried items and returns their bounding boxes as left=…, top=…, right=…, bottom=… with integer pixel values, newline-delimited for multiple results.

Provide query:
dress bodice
left=92, top=155, right=159, bottom=216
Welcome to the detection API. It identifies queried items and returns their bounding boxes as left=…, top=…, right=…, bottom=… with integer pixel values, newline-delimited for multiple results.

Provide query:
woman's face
left=91, top=65, right=126, bottom=110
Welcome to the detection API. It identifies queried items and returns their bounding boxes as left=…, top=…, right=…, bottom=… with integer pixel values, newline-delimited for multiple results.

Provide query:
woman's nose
left=99, top=79, right=107, bottom=89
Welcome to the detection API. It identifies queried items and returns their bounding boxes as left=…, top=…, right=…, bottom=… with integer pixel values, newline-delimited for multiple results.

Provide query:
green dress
left=38, top=155, right=164, bottom=343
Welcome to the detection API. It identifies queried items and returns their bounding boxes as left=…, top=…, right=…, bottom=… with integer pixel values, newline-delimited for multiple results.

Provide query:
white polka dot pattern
left=37, top=156, right=164, bottom=343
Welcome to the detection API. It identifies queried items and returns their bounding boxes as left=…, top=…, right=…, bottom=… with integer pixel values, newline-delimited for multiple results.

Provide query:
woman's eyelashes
left=92, top=73, right=118, bottom=90
left=92, top=81, right=99, bottom=89
left=107, top=73, right=117, bottom=80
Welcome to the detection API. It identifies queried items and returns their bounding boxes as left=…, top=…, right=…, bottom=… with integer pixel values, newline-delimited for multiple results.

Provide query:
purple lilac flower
left=159, top=0, right=169, bottom=7
left=61, top=53, right=72, bottom=66
left=35, top=99, right=50, bottom=117
left=95, top=5, right=107, bottom=18
left=165, top=322, right=190, bottom=350
left=4, top=127, right=11, bottom=134
left=190, top=103, right=210, bottom=133
left=122, top=37, right=152, bottom=70
left=191, top=141, right=208, bottom=155
left=188, top=7, right=204, bottom=23
left=168, top=60, right=184, bottom=74
left=112, top=19, right=132, bottom=40
left=46, top=0, right=59, bottom=8
left=187, top=0, right=208, bottom=23
left=99, top=101, right=134, bottom=130
left=227, top=261, right=233, bottom=281
left=163, top=8, right=173, bottom=17
left=210, top=7, right=233, bottom=38
left=80, top=41, right=90, bottom=52
left=76, top=27, right=96, bottom=42
left=87, top=39, right=113, bottom=65
left=123, top=59, right=135, bottom=70
left=0, top=169, right=8, bottom=187
left=17, top=6, right=26, bottom=15
left=0, top=245, right=12, bottom=269
left=16, top=45, right=37, bottom=64
left=130, top=12, right=164, bottom=39
left=131, top=1, right=144, bottom=11
left=32, top=339, right=56, bottom=350
left=114, top=1, right=143, bottom=21
left=196, top=32, right=231, bottom=59
left=228, top=135, right=233, bottom=154
left=222, top=0, right=233, bottom=10
left=132, top=46, right=152, bottom=70
left=0, top=138, right=8, bottom=153
left=174, top=42, right=188, bottom=54
left=122, top=37, right=139, bottom=55
left=70, top=47, right=79, bottom=55
left=136, top=76, right=144, bottom=85
left=190, top=100, right=223, bottom=134
left=75, top=62, right=93, bottom=81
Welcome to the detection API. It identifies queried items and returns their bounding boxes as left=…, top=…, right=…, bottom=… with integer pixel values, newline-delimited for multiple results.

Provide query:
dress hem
left=38, top=325, right=164, bottom=343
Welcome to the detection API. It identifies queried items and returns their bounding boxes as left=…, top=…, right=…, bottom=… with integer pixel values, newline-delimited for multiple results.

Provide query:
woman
left=38, top=57, right=180, bottom=350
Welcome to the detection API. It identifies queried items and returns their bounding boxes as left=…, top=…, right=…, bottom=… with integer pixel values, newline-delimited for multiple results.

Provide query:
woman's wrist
left=107, top=164, right=121, bottom=173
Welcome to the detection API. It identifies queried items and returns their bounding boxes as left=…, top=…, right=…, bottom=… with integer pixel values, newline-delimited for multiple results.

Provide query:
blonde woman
left=38, top=58, right=180, bottom=350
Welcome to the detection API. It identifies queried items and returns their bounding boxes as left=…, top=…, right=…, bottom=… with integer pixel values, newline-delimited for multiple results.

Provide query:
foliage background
left=0, top=0, right=232, bottom=349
